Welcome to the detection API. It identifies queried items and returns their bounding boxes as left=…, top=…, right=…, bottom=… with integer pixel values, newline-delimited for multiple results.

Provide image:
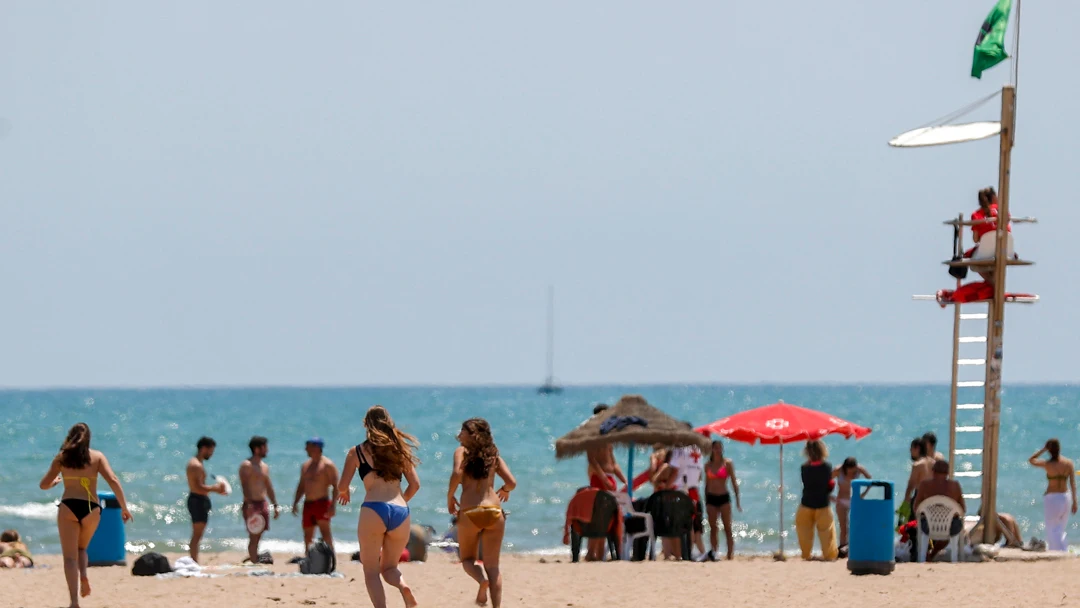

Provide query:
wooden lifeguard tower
left=891, top=2, right=1035, bottom=544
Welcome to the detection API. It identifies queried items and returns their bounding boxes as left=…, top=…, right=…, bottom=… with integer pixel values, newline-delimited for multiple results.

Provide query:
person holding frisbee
left=186, top=436, right=229, bottom=563
left=239, top=436, right=280, bottom=563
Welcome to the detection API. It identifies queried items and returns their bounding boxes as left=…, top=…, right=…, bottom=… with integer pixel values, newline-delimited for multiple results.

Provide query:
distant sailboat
left=537, top=286, right=562, bottom=395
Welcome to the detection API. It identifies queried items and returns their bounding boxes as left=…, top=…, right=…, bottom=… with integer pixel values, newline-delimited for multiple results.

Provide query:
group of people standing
left=38, top=408, right=517, bottom=608
left=184, top=434, right=339, bottom=565
left=26, top=412, right=1080, bottom=608
left=584, top=404, right=743, bottom=562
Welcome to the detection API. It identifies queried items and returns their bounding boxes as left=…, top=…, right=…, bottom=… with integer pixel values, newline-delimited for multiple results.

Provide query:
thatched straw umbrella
left=555, top=395, right=710, bottom=498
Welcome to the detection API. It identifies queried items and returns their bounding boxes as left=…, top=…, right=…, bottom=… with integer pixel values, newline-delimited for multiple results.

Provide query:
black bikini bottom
left=60, top=499, right=102, bottom=522
left=706, top=493, right=731, bottom=508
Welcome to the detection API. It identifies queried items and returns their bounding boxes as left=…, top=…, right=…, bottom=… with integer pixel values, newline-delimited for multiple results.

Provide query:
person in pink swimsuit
left=703, top=440, right=741, bottom=561
left=832, top=457, right=871, bottom=554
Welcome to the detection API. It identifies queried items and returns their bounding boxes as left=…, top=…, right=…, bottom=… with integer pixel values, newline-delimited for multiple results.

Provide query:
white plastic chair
left=614, top=491, right=653, bottom=561
left=971, top=231, right=1015, bottom=260
left=915, top=496, right=965, bottom=563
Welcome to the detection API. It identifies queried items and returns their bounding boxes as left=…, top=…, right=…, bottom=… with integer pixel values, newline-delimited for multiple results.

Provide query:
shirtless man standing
left=186, top=437, right=228, bottom=562
left=902, top=437, right=933, bottom=561
left=923, top=432, right=946, bottom=461
left=902, top=437, right=934, bottom=512
left=291, top=438, right=339, bottom=551
left=239, top=436, right=280, bottom=564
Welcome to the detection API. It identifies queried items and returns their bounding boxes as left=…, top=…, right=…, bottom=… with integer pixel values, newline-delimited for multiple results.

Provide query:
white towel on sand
left=171, top=556, right=212, bottom=578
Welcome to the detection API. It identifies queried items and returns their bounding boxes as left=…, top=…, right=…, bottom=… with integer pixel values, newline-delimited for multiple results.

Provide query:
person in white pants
left=1029, top=439, right=1077, bottom=552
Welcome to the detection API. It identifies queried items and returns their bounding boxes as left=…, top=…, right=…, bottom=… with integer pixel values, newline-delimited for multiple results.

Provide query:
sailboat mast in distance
left=538, top=285, right=562, bottom=395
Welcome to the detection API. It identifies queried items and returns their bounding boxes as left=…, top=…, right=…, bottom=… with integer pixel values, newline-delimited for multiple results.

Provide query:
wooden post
left=948, top=213, right=963, bottom=479
left=981, top=84, right=1016, bottom=544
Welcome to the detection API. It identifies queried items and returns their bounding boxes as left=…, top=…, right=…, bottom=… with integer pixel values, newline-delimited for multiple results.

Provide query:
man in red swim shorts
left=292, top=438, right=340, bottom=551
left=239, top=436, right=281, bottom=563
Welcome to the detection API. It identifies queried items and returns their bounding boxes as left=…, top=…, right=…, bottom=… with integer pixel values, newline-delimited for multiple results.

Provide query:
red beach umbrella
left=696, top=401, right=872, bottom=556
left=699, top=401, right=872, bottom=445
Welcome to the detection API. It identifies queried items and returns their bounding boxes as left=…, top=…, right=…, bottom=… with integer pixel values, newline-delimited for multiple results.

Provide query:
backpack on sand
left=298, top=540, right=336, bottom=575
left=132, top=552, right=173, bottom=576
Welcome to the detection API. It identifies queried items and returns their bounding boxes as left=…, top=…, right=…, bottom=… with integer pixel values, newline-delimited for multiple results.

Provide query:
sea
left=2, top=385, right=1077, bottom=557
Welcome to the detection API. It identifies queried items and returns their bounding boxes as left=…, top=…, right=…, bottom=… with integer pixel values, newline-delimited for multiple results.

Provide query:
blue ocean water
left=2, top=385, right=1077, bottom=557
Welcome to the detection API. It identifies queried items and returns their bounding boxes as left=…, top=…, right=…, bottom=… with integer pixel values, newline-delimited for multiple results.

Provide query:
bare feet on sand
left=80, top=576, right=92, bottom=598
left=476, top=581, right=490, bottom=606
left=401, top=584, right=418, bottom=608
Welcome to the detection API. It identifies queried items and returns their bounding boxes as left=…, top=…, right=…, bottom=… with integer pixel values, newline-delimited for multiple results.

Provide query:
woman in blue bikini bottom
left=338, top=406, right=422, bottom=608
left=360, top=501, right=410, bottom=531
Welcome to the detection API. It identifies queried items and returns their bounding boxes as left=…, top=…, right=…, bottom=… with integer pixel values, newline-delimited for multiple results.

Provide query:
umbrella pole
left=627, top=443, right=635, bottom=500
left=779, top=443, right=784, bottom=556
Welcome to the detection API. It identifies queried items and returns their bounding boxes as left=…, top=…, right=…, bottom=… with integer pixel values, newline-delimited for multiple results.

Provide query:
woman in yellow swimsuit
left=447, top=418, right=516, bottom=608
left=39, top=423, right=132, bottom=608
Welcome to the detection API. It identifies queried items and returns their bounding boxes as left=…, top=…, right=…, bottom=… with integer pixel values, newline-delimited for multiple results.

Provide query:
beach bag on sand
left=299, top=541, right=336, bottom=575
left=132, top=552, right=173, bottom=576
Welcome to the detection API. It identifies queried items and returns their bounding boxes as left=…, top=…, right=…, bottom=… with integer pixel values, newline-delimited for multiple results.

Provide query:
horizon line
left=0, top=380, right=1075, bottom=391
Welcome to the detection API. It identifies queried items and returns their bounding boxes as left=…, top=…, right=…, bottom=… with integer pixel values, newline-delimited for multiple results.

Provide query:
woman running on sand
left=338, top=406, right=421, bottom=608
left=447, top=418, right=516, bottom=607
left=38, top=423, right=133, bottom=608
left=703, top=440, right=741, bottom=561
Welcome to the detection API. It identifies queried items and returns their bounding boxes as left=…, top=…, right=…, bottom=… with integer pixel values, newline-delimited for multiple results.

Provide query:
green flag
left=972, top=0, right=1012, bottom=79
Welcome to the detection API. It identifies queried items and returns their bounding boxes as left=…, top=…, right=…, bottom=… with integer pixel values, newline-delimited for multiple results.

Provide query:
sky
left=0, top=1, right=1076, bottom=387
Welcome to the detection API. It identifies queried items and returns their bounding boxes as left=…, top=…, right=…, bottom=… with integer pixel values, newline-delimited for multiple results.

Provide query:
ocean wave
left=0, top=502, right=58, bottom=520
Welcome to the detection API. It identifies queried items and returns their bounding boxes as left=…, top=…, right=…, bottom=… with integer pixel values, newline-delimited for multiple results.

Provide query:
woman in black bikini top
left=39, top=423, right=132, bottom=608
left=337, top=406, right=420, bottom=608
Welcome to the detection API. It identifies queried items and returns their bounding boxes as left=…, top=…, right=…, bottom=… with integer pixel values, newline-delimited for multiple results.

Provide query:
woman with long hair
left=1029, top=439, right=1077, bottom=552
left=703, top=440, right=741, bottom=561
left=39, top=423, right=132, bottom=608
left=337, top=406, right=421, bottom=608
left=447, top=418, right=516, bottom=608
left=832, top=457, right=871, bottom=553
left=794, top=439, right=837, bottom=561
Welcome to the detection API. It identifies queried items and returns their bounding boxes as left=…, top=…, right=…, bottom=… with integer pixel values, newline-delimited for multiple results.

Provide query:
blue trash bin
left=847, top=480, right=895, bottom=575
left=86, top=492, right=126, bottom=567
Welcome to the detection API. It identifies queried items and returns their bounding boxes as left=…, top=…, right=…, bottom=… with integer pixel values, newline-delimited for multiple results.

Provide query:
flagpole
left=1011, top=0, right=1022, bottom=91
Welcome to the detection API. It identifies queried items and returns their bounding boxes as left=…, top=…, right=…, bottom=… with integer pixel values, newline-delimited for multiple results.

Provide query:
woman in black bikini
left=39, top=423, right=132, bottom=608
left=447, top=418, right=516, bottom=608
left=337, top=406, right=421, bottom=608
left=703, top=440, right=741, bottom=561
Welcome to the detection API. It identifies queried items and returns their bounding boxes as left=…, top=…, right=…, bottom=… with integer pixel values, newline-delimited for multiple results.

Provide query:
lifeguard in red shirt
left=965, top=186, right=1014, bottom=281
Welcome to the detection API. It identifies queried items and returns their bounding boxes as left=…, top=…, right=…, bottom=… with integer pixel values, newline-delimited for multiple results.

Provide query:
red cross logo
left=765, top=418, right=790, bottom=430
left=689, top=450, right=702, bottom=464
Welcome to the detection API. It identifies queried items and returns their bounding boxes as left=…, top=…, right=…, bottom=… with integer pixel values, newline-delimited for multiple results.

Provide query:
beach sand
left=6, top=551, right=1080, bottom=608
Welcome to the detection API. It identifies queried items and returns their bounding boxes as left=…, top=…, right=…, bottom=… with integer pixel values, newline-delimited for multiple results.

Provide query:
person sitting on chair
left=966, top=186, right=1014, bottom=282
left=914, top=459, right=966, bottom=561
